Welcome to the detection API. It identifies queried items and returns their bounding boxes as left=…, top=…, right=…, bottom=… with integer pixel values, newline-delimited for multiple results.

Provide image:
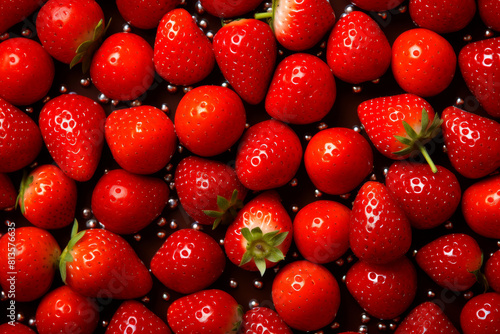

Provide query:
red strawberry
left=116, top=0, right=180, bottom=30
left=105, top=105, right=176, bottom=175
left=385, top=161, right=461, bottom=229
left=201, top=0, right=264, bottom=18
left=18, top=164, right=77, bottom=229
left=416, top=233, right=483, bottom=291
left=265, top=53, right=336, bottom=124
left=460, top=292, right=500, bottom=334
left=409, top=0, right=476, bottom=34
left=151, top=229, right=225, bottom=294
left=441, top=106, right=500, bottom=179
left=350, top=0, right=405, bottom=11
left=0, top=38, right=54, bottom=106
left=91, top=169, right=169, bottom=235
left=350, top=181, right=412, bottom=264
left=395, top=302, right=459, bottom=334
left=213, top=19, right=276, bottom=105
left=459, top=37, right=500, bottom=118
left=167, top=289, right=242, bottom=333
left=240, top=307, right=292, bottom=334
left=0, top=0, right=45, bottom=34
left=293, top=200, right=351, bottom=264
left=0, top=322, right=36, bottom=334
left=105, top=300, right=171, bottom=334
left=392, top=28, right=456, bottom=97
left=235, top=119, right=302, bottom=191
left=326, top=11, right=391, bottom=84
left=486, top=250, right=500, bottom=293
left=0, top=227, right=61, bottom=302
left=39, top=94, right=106, bottom=182
left=304, top=127, right=373, bottom=195
left=175, top=85, right=246, bottom=156
left=224, top=191, right=293, bottom=275
left=272, top=260, right=340, bottom=331
left=478, top=0, right=500, bottom=32
left=154, top=8, right=215, bottom=86
left=0, top=173, right=16, bottom=209
left=35, top=285, right=99, bottom=334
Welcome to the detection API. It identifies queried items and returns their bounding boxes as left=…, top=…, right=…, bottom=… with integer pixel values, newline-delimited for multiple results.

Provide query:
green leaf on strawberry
left=204, top=189, right=244, bottom=230
left=59, top=220, right=86, bottom=283
left=16, top=169, right=33, bottom=215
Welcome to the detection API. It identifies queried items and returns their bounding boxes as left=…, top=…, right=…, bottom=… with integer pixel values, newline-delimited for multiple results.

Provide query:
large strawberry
left=395, top=302, right=459, bottom=334
left=409, top=0, right=476, bottom=34
left=0, top=173, right=16, bottom=209
left=0, top=0, right=45, bottom=34
left=478, top=0, right=500, bottom=32
left=240, top=307, right=292, bottom=334
left=460, top=293, right=500, bottom=334
left=105, top=300, right=171, bottom=334
left=0, top=322, right=36, bottom=334
left=116, top=0, right=180, bottom=30
left=350, top=0, right=404, bottom=11
left=486, top=250, right=500, bottom=292
left=201, top=0, right=264, bottom=18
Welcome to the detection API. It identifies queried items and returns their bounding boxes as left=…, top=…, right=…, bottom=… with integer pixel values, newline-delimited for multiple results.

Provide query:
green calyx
left=393, top=108, right=443, bottom=173
left=15, top=169, right=33, bottom=215
left=239, top=226, right=288, bottom=276
left=231, top=305, right=244, bottom=333
left=59, top=219, right=86, bottom=283
left=203, top=189, right=244, bottom=230
left=254, top=0, right=277, bottom=30
left=470, top=253, right=489, bottom=293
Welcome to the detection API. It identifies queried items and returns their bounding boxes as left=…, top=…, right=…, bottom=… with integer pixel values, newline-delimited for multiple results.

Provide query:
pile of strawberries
left=0, top=0, right=500, bottom=333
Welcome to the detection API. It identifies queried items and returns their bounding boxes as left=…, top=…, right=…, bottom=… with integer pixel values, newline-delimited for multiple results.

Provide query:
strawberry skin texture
left=213, top=19, right=277, bottom=105
left=265, top=53, right=336, bottom=124
left=409, top=0, right=476, bottom=34
left=116, top=0, right=180, bottom=30
left=154, top=8, right=215, bottom=86
left=0, top=0, right=45, bottom=34
left=395, top=302, right=459, bottom=334
left=105, top=105, right=176, bottom=175
left=91, top=169, right=169, bottom=235
left=201, top=0, right=264, bottom=18
left=0, top=322, right=36, bottom=334
left=441, top=106, right=500, bottom=179
left=351, top=0, right=404, bottom=11
left=0, top=173, right=16, bottom=209
left=272, top=260, right=340, bottom=331
left=478, top=0, right=500, bottom=32
left=240, top=307, right=292, bottom=334
left=326, top=11, right=391, bottom=84
left=460, top=293, right=500, bottom=334
left=486, top=250, right=500, bottom=292
left=105, top=300, right=171, bottom=334
left=175, top=85, right=246, bottom=156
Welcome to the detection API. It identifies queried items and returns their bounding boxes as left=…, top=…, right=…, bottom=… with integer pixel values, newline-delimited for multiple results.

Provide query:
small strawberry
left=409, top=0, right=476, bottom=34
left=105, top=300, right=171, bottom=334
left=240, top=307, right=292, bottom=334
left=0, top=0, right=45, bottom=34
left=326, top=11, right=391, bottom=84
left=154, top=8, right=215, bottom=86
left=478, top=0, right=500, bottom=32
left=395, top=302, right=460, bottom=334
left=441, top=106, right=500, bottom=179
left=0, top=322, right=36, bottom=334
left=486, top=250, right=500, bottom=292
left=460, top=292, right=500, bottom=334
left=201, top=0, right=264, bottom=18
left=224, top=191, right=293, bottom=276
left=0, top=173, right=16, bottom=209
left=265, top=53, right=336, bottom=124
left=116, top=0, right=180, bottom=30
left=350, top=0, right=405, bottom=11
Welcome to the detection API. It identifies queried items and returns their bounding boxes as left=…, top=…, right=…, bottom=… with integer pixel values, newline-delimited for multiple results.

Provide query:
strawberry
left=385, top=161, right=461, bottom=229
left=91, top=169, right=169, bottom=235
left=326, top=11, right=391, bottom=84
left=459, top=37, right=500, bottom=118
left=105, top=300, right=171, bottom=334
left=460, top=292, right=500, bottom=334
left=174, top=156, right=247, bottom=227
left=151, top=229, right=225, bottom=294
left=59, top=221, right=153, bottom=299
left=350, top=0, right=405, bottom=11
left=39, top=94, right=106, bottom=182
left=265, top=53, right=336, bottom=124
left=0, top=173, right=16, bottom=209
left=213, top=19, right=276, bottom=105
left=395, top=302, right=459, bottom=334
left=0, top=0, right=45, bottom=34
left=441, top=106, right=500, bottom=179
left=167, top=289, right=242, bottom=333
left=409, top=0, right=476, bottom=34
left=175, top=85, right=246, bottom=156
left=0, top=322, right=36, bottom=334
left=240, top=307, right=292, bottom=334
left=17, top=164, right=77, bottom=229
left=0, top=37, right=54, bottom=106
left=486, top=250, right=500, bottom=292
left=293, top=200, right=351, bottom=264
left=35, top=285, right=99, bottom=334
left=304, top=127, right=373, bottom=195
left=271, top=260, right=340, bottom=331
left=478, top=0, right=500, bottom=32
left=116, top=0, right=180, bottom=30
left=105, top=105, right=176, bottom=175
left=350, top=181, right=412, bottom=264
left=235, top=119, right=302, bottom=191
left=392, top=28, right=456, bottom=97
left=416, top=233, right=483, bottom=291
left=224, top=191, right=293, bottom=275
left=201, top=0, right=264, bottom=18
left=0, top=227, right=61, bottom=302
left=154, top=8, right=215, bottom=86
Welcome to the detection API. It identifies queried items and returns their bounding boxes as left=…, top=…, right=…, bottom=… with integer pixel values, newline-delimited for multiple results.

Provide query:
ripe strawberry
left=224, top=191, right=293, bottom=276
left=392, top=28, right=456, bottom=97
left=213, top=19, right=276, bottom=105
left=0, top=173, right=16, bottom=209
left=326, top=11, right=391, bottom=84
left=265, top=53, right=336, bottom=124
left=441, top=106, right=500, bottom=179
left=395, top=302, right=459, bottom=334
left=174, top=156, right=247, bottom=227
left=272, top=260, right=340, bottom=331
left=154, top=8, right=215, bottom=86
left=416, top=233, right=483, bottom=291
left=0, top=0, right=45, bottom=34
left=350, top=181, right=412, bottom=264
left=459, top=37, right=500, bottom=118
left=0, top=38, right=54, bottom=106
left=409, top=0, right=476, bottom=34
left=385, top=161, right=461, bottom=229
left=167, top=289, right=242, bottom=333
left=116, top=0, right=180, bottom=30
left=460, top=292, right=500, bottom=334
left=293, top=200, right=351, bottom=264
left=105, top=105, right=176, bottom=175
left=478, top=0, right=500, bottom=32
left=0, top=227, right=61, bottom=302
left=91, top=169, right=169, bottom=235
left=201, top=0, right=264, bottom=18
left=350, top=0, right=404, bottom=11
left=0, top=322, right=36, bottom=334
left=18, top=164, right=77, bottom=229
left=175, top=85, right=246, bottom=156
left=240, top=307, right=292, bottom=334
left=486, top=250, right=500, bottom=292
left=39, top=94, right=106, bottom=182
left=346, top=257, right=417, bottom=320
left=304, top=127, right=373, bottom=195
left=35, top=285, right=99, bottom=334
left=235, top=119, right=302, bottom=191
left=60, top=221, right=153, bottom=299
left=151, top=229, right=225, bottom=294
left=105, top=300, right=171, bottom=334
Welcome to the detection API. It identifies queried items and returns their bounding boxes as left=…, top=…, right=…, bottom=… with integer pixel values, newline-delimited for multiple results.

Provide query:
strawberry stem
left=254, top=12, right=272, bottom=20
left=416, top=141, right=437, bottom=173
left=59, top=219, right=86, bottom=283
left=203, top=189, right=244, bottom=230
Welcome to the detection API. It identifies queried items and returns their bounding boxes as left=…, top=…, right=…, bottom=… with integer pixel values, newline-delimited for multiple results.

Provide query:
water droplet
left=178, top=145, right=184, bottom=154
left=192, top=222, right=202, bottom=231
left=291, top=205, right=299, bottom=213
left=169, top=182, right=175, bottom=190
left=378, top=12, right=388, bottom=20
left=316, top=51, right=323, bottom=57
left=427, top=290, right=436, bottom=298
left=28, top=317, right=36, bottom=326
left=320, top=41, right=326, bottom=48
left=164, top=174, right=173, bottom=182
left=98, top=93, right=109, bottom=104
left=21, top=29, right=32, bottom=37
left=165, top=163, right=174, bottom=172
left=25, top=107, right=34, bottom=114
left=315, top=189, right=323, bottom=198
left=0, top=290, right=7, bottom=301
left=253, top=280, right=263, bottom=289
left=346, top=255, right=354, bottom=263
left=289, top=178, right=298, bottom=187
left=157, top=231, right=166, bottom=239
left=412, top=249, right=418, bottom=257
left=191, top=15, right=198, bottom=23
left=29, top=161, right=38, bottom=169
left=317, top=122, right=328, bottom=130
left=162, top=293, right=170, bottom=301
left=463, top=35, right=472, bottom=42
left=167, top=85, right=177, bottom=93
left=342, top=275, right=346, bottom=283
left=442, top=144, right=448, bottom=153
left=221, top=81, right=230, bottom=88
left=59, top=85, right=68, bottom=94
left=0, top=33, right=9, bottom=41
left=229, top=279, right=238, bottom=288
left=359, top=324, right=368, bottom=333
left=219, top=239, right=225, bottom=246
left=455, top=97, right=464, bottom=105
left=180, top=0, right=186, bottom=5
left=157, top=218, right=167, bottom=227
left=399, top=5, right=407, bottom=13
left=370, top=174, right=377, bottom=181
left=361, top=313, right=371, bottom=323
left=17, top=312, right=24, bottom=322
left=485, top=30, right=494, bottom=37
left=102, top=320, right=109, bottom=327
left=273, top=266, right=280, bottom=273
left=169, top=220, right=177, bottom=229
left=86, top=219, right=97, bottom=228
left=372, top=78, right=380, bottom=84
left=131, top=100, right=142, bottom=107
left=278, top=49, right=284, bottom=56
left=80, top=78, right=91, bottom=87
left=264, top=1, right=272, bottom=8
left=141, top=296, right=150, bottom=303
left=195, top=1, right=205, bottom=14
left=464, top=291, right=474, bottom=300
left=382, top=167, right=390, bottom=177
left=336, top=258, right=344, bottom=266
left=353, top=86, right=362, bottom=93
left=110, top=99, right=119, bottom=106
left=206, top=31, right=214, bottom=40
left=199, top=19, right=208, bottom=29
left=43, top=96, right=51, bottom=103
left=161, top=103, right=170, bottom=113
left=122, top=24, right=132, bottom=33
left=82, top=208, right=92, bottom=219
left=331, top=322, right=340, bottom=329
left=249, top=299, right=259, bottom=308
left=292, top=252, right=299, bottom=258
left=378, top=322, right=387, bottom=330
left=168, top=198, right=179, bottom=209
left=389, top=323, right=397, bottom=330
left=497, top=240, right=500, bottom=248
left=244, top=123, right=250, bottom=129
left=183, top=86, right=193, bottom=94
left=134, top=234, right=141, bottom=241
left=345, top=4, right=355, bottom=13
left=444, top=221, right=453, bottom=229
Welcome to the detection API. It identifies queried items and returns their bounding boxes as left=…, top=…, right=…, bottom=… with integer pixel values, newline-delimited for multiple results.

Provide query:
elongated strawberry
left=0, top=173, right=16, bottom=209
left=201, top=0, right=264, bottom=18
left=0, top=0, right=45, bottom=34
left=106, top=300, right=171, bottom=334
left=460, top=293, right=500, bottom=334
left=486, top=250, right=500, bottom=292
left=350, top=0, right=404, bottom=11
left=409, top=0, right=476, bottom=34
left=116, top=0, right=180, bottom=30
left=240, top=307, right=292, bottom=334
left=0, top=322, right=36, bottom=334
left=478, top=0, right=500, bottom=32
left=395, top=302, right=459, bottom=334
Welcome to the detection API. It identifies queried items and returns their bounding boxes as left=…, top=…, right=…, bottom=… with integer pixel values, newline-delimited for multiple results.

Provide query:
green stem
left=254, top=12, right=272, bottom=20
left=416, top=142, right=437, bottom=173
